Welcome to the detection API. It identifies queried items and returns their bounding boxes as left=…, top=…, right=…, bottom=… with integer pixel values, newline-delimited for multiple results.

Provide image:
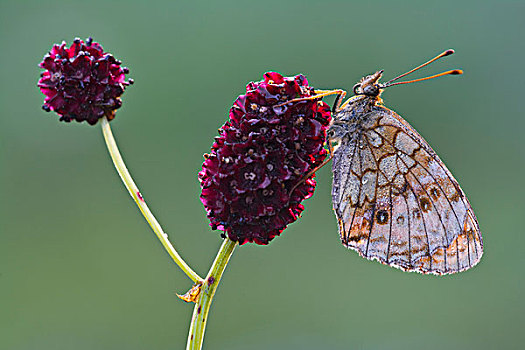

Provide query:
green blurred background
left=1, top=0, right=523, bottom=349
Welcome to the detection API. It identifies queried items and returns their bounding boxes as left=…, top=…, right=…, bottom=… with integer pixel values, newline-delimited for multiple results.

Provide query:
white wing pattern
left=331, top=106, right=483, bottom=274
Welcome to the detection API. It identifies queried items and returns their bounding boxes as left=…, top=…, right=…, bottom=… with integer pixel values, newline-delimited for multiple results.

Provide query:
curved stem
left=187, top=238, right=237, bottom=350
left=100, top=117, right=202, bottom=283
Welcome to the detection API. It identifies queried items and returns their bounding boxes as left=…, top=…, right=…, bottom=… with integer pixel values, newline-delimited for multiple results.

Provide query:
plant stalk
left=100, top=117, right=202, bottom=283
left=187, top=238, right=237, bottom=350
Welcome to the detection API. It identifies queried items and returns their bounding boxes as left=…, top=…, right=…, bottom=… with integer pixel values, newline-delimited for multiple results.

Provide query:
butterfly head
left=353, top=70, right=384, bottom=97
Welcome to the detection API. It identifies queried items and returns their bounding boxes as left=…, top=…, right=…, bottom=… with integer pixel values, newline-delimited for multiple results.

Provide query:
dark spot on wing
left=430, top=187, right=440, bottom=200
left=420, top=197, right=431, bottom=212
left=376, top=209, right=389, bottom=224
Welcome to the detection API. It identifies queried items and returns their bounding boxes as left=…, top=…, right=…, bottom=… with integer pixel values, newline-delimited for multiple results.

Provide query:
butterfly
left=308, top=49, right=483, bottom=274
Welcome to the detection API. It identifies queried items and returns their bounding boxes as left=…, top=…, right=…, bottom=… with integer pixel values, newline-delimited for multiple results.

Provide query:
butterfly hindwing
left=331, top=105, right=483, bottom=274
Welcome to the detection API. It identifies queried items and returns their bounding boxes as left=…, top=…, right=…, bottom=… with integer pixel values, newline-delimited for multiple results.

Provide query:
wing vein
left=365, top=204, right=376, bottom=257
left=369, top=125, right=432, bottom=269
left=380, top=124, right=465, bottom=234
left=336, top=131, right=361, bottom=217
left=362, top=134, right=389, bottom=258
left=380, top=121, right=480, bottom=267
left=403, top=171, right=433, bottom=270
left=401, top=190, right=412, bottom=267
left=386, top=186, right=393, bottom=263
left=381, top=123, right=473, bottom=216
left=377, top=132, right=451, bottom=272
left=345, top=141, right=364, bottom=245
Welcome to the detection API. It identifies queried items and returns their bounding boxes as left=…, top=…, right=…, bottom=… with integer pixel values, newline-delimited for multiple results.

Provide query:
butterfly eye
left=362, top=84, right=380, bottom=96
left=353, top=84, right=362, bottom=95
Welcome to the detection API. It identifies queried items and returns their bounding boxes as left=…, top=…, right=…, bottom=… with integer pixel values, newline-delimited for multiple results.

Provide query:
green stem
left=187, top=238, right=237, bottom=350
left=100, top=117, right=202, bottom=283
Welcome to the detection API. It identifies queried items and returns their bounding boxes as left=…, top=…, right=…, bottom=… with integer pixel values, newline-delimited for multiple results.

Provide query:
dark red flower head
left=199, top=72, right=331, bottom=245
left=38, top=37, right=133, bottom=125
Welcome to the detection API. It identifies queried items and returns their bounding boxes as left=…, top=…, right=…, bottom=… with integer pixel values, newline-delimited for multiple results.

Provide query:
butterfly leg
left=274, top=89, right=346, bottom=108
left=289, top=126, right=337, bottom=196
left=288, top=153, right=333, bottom=197
left=327, top=134, right=335, bottom=157
left=330, top=89, right=347, bottom=113
left=339, top=96, right=354, bottom=110
left=283, top=89, right=344, bottom=197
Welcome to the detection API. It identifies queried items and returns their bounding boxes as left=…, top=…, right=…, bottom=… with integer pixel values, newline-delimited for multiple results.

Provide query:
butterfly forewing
left=331, top=103, right=482, bottom=274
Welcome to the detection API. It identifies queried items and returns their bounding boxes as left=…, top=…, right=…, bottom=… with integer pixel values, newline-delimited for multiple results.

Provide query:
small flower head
left=38, top=37, right=133, bottom=125
left=199, top=72, right=331, bottom=245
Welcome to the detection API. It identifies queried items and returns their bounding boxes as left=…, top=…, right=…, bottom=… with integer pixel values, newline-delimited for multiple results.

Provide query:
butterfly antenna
left=382, top=49, right=459, bottom=87
left=383, top=69, right=463, bottom=87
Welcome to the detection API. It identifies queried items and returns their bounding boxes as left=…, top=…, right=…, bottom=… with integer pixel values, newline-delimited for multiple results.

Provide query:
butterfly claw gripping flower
left=199, top=72, right=331, bottom=245
left=38, top=37, right=133, bottom=125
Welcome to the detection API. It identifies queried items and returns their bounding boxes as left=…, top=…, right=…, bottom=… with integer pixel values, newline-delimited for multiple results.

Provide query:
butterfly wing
left=331, top=105, right=482, bottom=274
